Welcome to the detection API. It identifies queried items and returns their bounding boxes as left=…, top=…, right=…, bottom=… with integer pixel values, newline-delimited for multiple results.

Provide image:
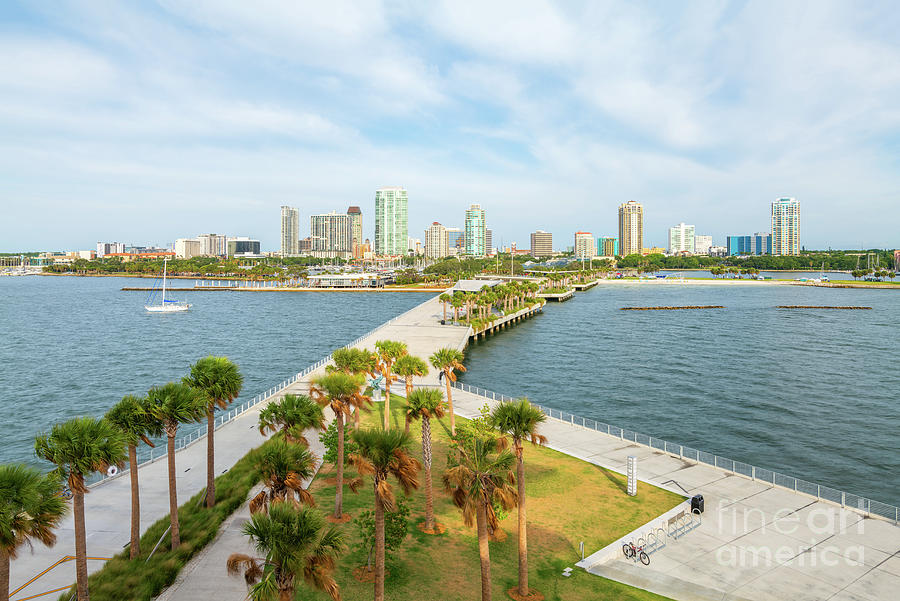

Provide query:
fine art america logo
left=714, top=500, right=866, bottom=567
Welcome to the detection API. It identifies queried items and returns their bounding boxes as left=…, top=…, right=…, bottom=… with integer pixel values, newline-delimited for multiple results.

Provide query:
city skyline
left=2, top=3, right=899, bottom=252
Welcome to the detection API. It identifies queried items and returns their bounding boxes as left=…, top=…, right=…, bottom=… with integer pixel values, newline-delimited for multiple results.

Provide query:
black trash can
left=691, top=494, right=704, bottom=514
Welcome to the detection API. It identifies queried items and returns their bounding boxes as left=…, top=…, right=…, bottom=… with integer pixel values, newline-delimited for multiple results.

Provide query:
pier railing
left=88, top=298, right=437, bottom=487
left=450, top=381, right=900, bottom=524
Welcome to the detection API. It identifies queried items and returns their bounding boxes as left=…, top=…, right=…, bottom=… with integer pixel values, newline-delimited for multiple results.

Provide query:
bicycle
left=622, top=541, right=650, bottom=565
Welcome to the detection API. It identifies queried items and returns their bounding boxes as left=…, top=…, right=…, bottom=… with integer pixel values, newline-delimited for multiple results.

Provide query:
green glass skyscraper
left=374, top=186, right=408, bottom=256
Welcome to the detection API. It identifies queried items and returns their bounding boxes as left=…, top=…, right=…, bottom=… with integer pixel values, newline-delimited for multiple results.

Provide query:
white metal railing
left=449, top=381, right=900, bottom=524
left=88, top=300, right=434, bottom=487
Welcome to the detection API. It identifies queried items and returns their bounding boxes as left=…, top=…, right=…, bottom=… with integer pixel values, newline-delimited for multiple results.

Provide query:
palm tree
left=249, top=439, right=317, bottom=513
left=258, top=394, right=325, bottom=446
left=0, top=464, right=67, bottom=601
left=184, top=356, right=244, bottom=508
left=147, top=382, right=207, bottom=550
left=405, top=388, right=445, bottom=531
left=34, top=418, right=126, bottom=601
left=443, top=435, right=517, bottom=601
left=105, top=395, right=163, bottom=558
left=349, top=428, right=420, bottom=601
left=438, top=293, right=451, bottom=322
left=310, top=372, right=369, bottom=521
left=328, top=347, right=377, bottom=429
left=374, top=340, right=407, bottom=430
left=429, top=347, right=467, bottom=435
left=394, top=355, right=429, bottom=433
left=491, top=399, right=547, bottom=598
left=227, top=501, right=345, bottom=601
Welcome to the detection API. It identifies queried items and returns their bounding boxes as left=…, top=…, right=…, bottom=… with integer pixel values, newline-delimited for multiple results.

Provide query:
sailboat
left=145, top=258, right=191, bottom=313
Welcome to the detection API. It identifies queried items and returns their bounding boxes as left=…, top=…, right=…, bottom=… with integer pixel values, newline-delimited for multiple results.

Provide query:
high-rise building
left=485, top=230, right=493, bottom=255
left=530, top=230, right=553, bottom=258
left=310, top=212, right=353, bottom=253
left=96, top=242, right=125, bottom=257
left=668, top=223, right=696, bottom=254
left=447, top=228, right=463, bottom=255
left=280, top=206, right=300, bottom=256
left=197, top=234, right=226, bottom=257
left=693, top=235, right=713, bottom=256
left=374, top=187, right=408, bottom=255
left=574, top=232, right=596, bottom=259
left=598, top=236, right=618, bottom=257
left=618, top=201, right=643, bottom=256
left=174, top=238, right=202, bottom=259
left=425, top=222, right=449, bottom=259
left=347, top=206, right=363, bottom=258
left=464, top=204, right=486, bottom=256
left=772, top=197, right=800, bottom=256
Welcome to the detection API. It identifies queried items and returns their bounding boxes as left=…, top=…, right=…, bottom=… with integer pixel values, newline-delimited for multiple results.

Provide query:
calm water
left=461, top=283, right=900, bottom=505
left=0, top=276, right=431, bottom=468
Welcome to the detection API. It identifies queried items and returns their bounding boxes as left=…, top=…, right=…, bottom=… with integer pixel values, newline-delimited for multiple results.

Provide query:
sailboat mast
left=162, top=258, right=168, bottom=303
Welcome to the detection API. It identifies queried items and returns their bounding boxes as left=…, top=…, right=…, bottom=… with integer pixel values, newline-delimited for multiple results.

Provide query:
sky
left=1, top=0, right=899, bottom=253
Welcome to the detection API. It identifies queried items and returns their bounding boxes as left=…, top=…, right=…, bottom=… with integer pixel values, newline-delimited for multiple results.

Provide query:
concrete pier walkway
left=446, top=385, right=900, bottom=601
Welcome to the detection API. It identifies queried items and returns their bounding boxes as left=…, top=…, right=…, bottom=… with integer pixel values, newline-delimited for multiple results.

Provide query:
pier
left=538, top=289, right=574, bottom=301
left=468, top=302, right=544, bottom=341
left=12, top=288, right=899, bottom=601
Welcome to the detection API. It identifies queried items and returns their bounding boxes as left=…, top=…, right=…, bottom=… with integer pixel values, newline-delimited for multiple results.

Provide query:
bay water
left=461, top=282, right=900, bottom=505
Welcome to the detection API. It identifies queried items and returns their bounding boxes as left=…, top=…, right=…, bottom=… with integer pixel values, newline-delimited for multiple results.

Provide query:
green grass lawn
left=295, top=399, right=682, bottom=601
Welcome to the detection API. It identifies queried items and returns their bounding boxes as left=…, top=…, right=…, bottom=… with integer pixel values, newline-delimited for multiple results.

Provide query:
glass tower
left=464, top=204, right=486, bottom=256
left=374, top=187, right=408, bottom=256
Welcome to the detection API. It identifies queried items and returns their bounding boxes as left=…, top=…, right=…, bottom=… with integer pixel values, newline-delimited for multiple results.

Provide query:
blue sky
left=1, top=0, right=898, bottom=252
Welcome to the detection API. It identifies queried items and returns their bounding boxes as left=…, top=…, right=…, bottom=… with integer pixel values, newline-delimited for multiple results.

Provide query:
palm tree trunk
left=73, top=477, right=89, bottom=601
left=374, top=482, right=386, bottom=601
left=404, top=378, right=413, bottom=434
left=128, top=444, right=141, bottom=558
left=1, top=547, right=10, bottom=601
left=334, top=413, right=344, bottom=519
left=516, top=446, right=529, bottom=596
left=422, top=416, right=435, bottom=530
left=167, top=433, right=180, bottom=549
left=354, top=406, right=360, bottom=430
left=444, top=374, right=455, bottom=435
left=475, top=498, right=492, bottom=601
left=383, top=378, right=391, bottom=430
left=206, top=409, right=215, bottom=508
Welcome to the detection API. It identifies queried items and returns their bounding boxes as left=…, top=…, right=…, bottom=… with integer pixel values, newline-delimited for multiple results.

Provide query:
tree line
left=3, top=344, right=550, bottom=601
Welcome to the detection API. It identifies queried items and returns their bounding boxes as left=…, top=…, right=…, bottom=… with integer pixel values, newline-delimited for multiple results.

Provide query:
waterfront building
left=425, top=222, right=449, bottom=259
left=347, top=206, right=363, bottom=258
left=197, top=233, right=227, bottom=257
left=574, top=232, right=596, bottom=260
left=895, top=250, right=900, bottom=270
left=530, top=230, right=553, bottom=258
left=668, top=223, right=696, bottom=254
left=299, top=237, right=312, bottom=253
left=709, top=245, right=728, bottom=257
left=407, top=237, right=423, bottom=255
left=174, top=238, right=202, bottom=259
left=618, top=201, right=643, bottom=256
left=485, top=229, right=493, bottom=255
left=726, top=233, right=772, bottom=256
left=447, top=228, right=463, bottom=255
left=96, top=242, right=125, bottom=257
left=644, top=246, right=667, bottom=255
left=464, top=204, right=486, bottom=256
left=374, top=186, right=408, bottom=255
left=598, top=236, right=618, bottom=257
left=694, top=235, right=713, bottom=256
left=306, top=273, right=387, bottom=288
left=280, top=206, right=299, bottom=256
left=226, top=237, right=261, bottom=258
left=310, top=212, right=353, bottom=255
left=772, top=197, right=800, bottom=256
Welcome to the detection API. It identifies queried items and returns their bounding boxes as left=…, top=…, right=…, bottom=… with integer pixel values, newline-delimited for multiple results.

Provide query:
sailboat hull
left=145, top=303, right=191, bottom=313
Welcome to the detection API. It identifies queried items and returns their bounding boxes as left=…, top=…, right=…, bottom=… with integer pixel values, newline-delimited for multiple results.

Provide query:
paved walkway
left=447, top=386, right=900, bottom=601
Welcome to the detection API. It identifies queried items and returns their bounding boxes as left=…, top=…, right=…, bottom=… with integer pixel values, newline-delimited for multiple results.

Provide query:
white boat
left=145, top=258, right=191, bottom=313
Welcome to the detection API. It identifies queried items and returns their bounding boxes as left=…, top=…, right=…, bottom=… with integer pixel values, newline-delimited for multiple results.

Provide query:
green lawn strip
left=57, top=440, right=269, bottom=601
left=296, top=400, right=682, bottom=601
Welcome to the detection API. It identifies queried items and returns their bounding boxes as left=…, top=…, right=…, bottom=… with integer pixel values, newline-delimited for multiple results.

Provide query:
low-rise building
left=306, top=273, right=388, bottom=288
left=694, top=235, right=713, bottom=255
left=175, top=238, right=203, bottom=259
